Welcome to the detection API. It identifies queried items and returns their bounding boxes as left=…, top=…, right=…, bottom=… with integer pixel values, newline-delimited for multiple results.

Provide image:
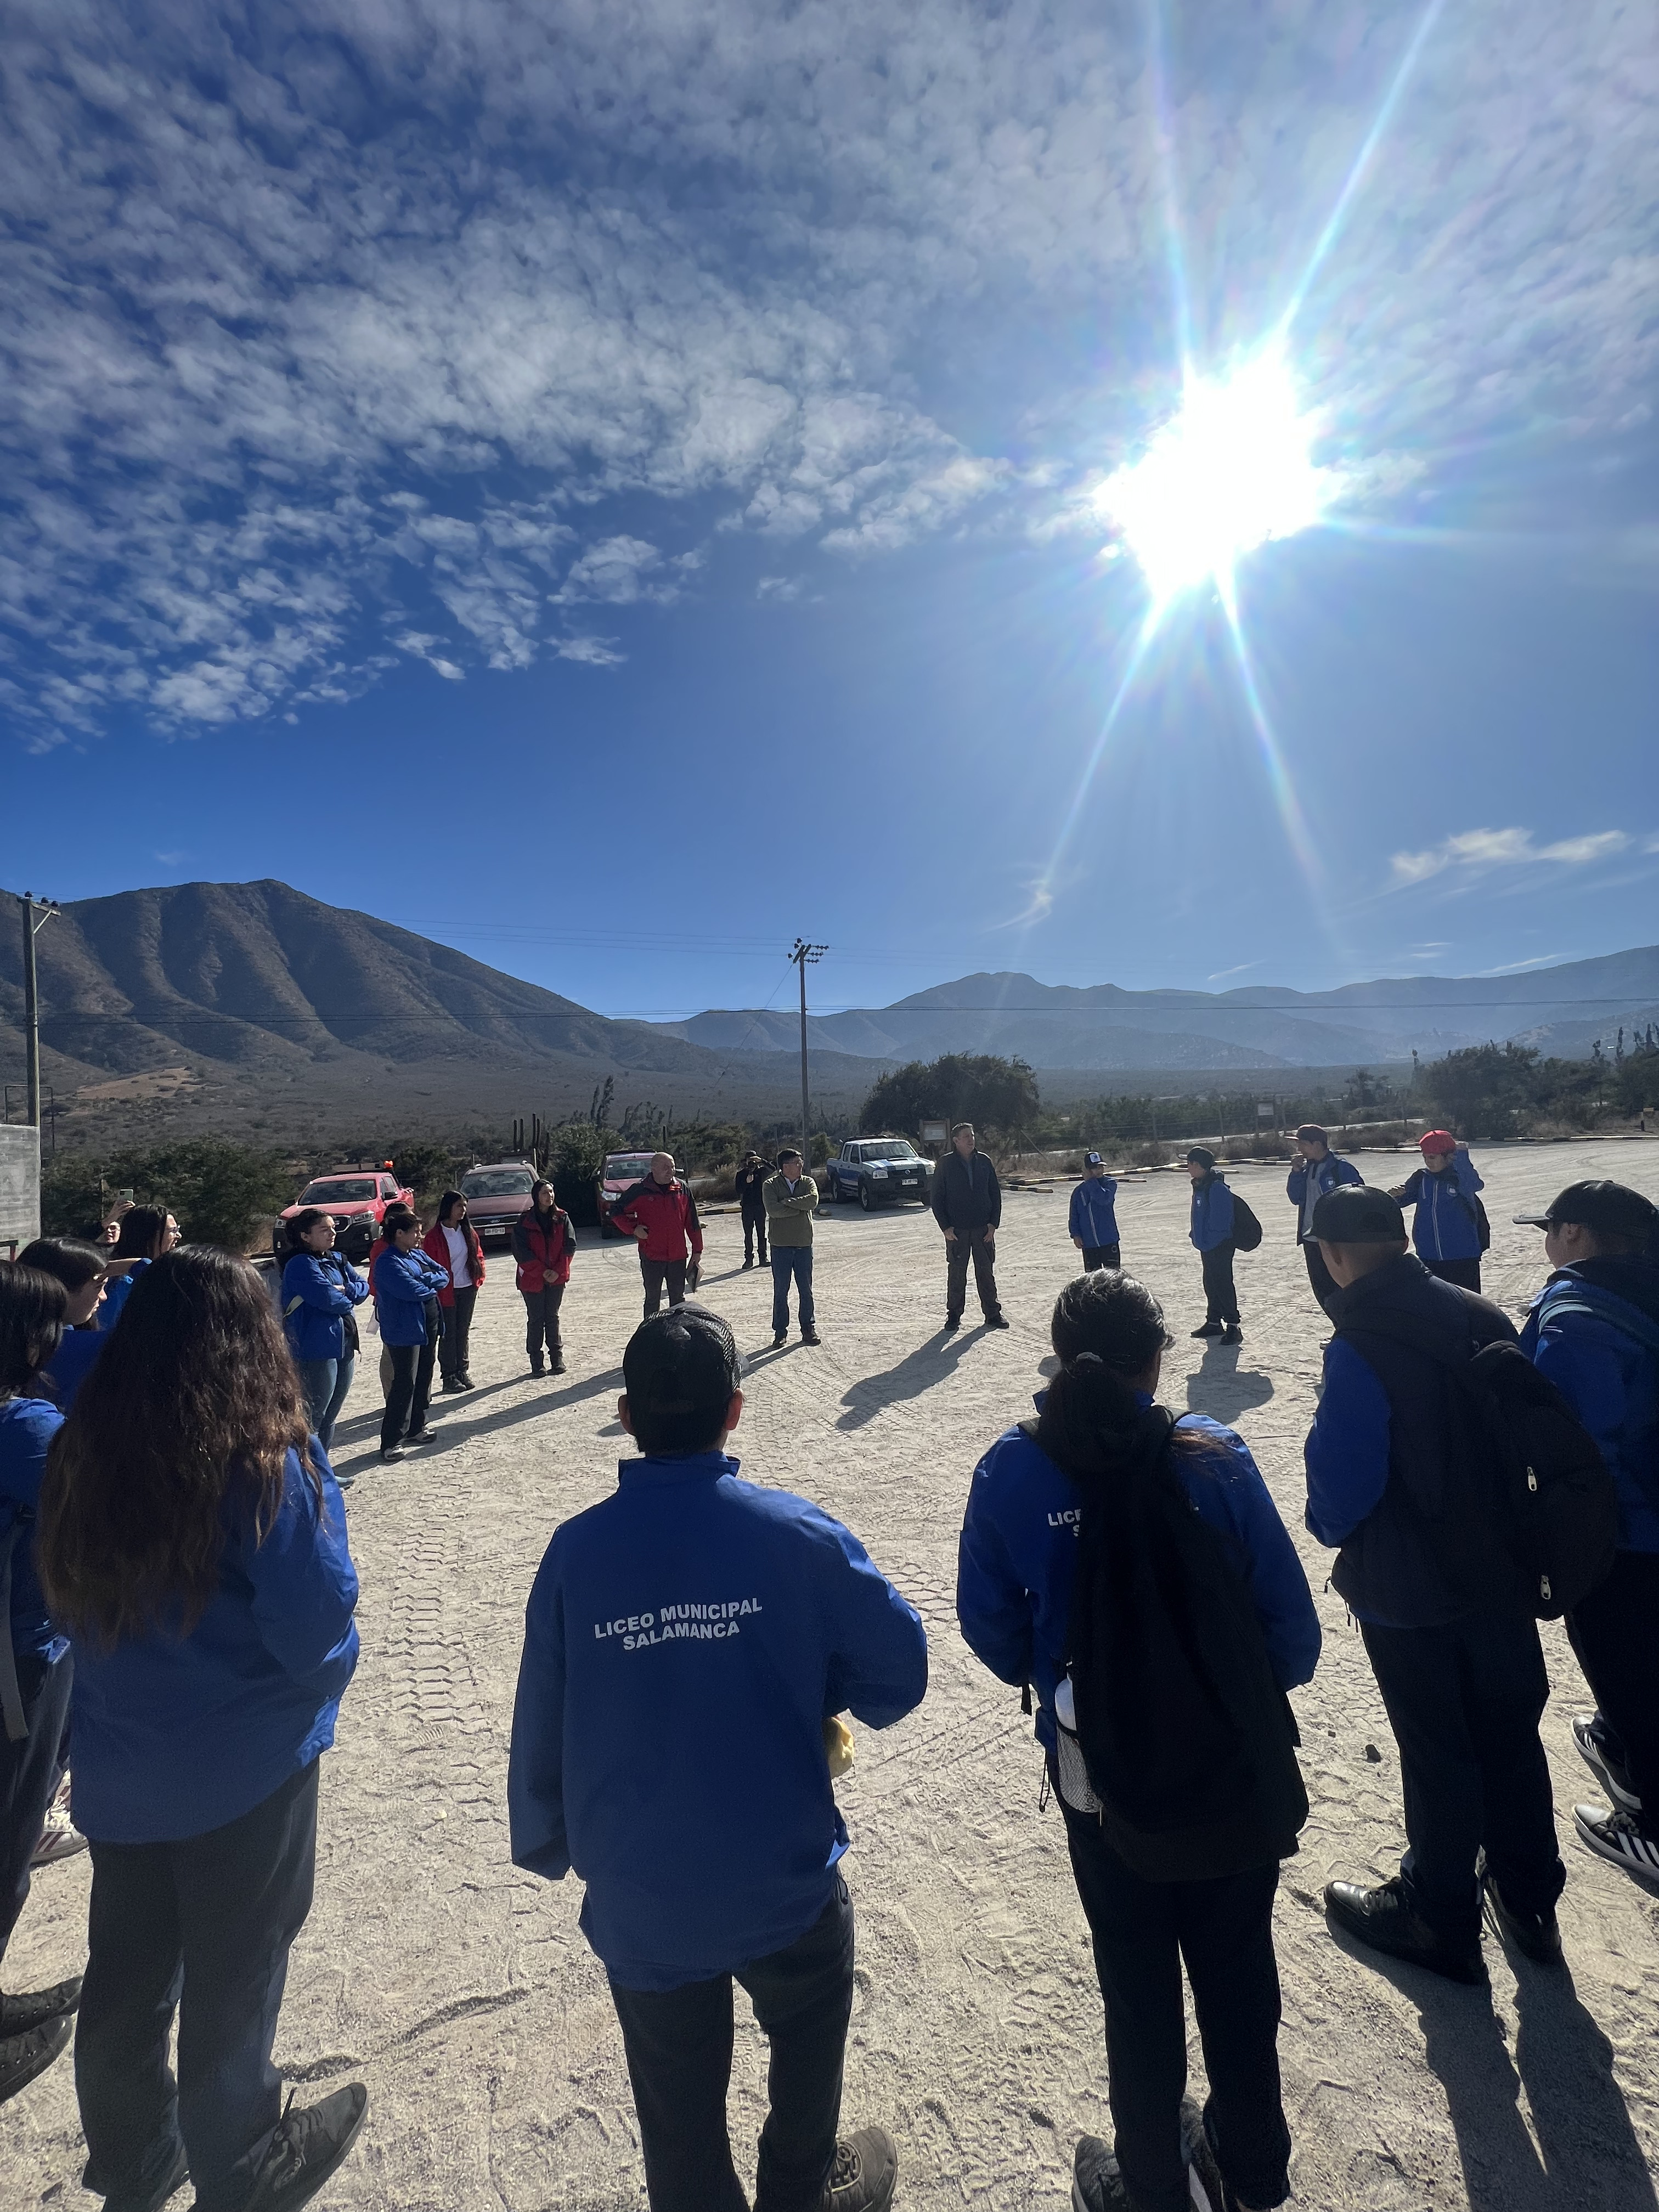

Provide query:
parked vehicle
left=598, top=1150, right=680, bottom=1237
left=459, top=1160, right=540, bottom=1244
left=823, top=1137, right=934, bottom=1210
left=274, top=1164, right=412, bottom=1262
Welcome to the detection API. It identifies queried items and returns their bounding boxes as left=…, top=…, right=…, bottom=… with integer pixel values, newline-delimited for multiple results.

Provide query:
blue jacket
left=371, top=1245, right=447, bottom=1346
left=1521, top=1262, right=1659, bottom=1554
left=508, top=1451, right=928, bottom=1990
left=956, top=1395, right=1320, bottom=1754
left=0, top=1397, right=69, bottom=1664
left=1396, top=1154, right=1484, bottom=1262
left=281, top=1251, right=370, bottom=1364
left=97, top=1258, right=149, bottom=1331
left=1285, top=1153, right=1363, bottom=1242
left=39, top=1327, right=107, bottom=1413
left=1069, top=1176, right=1121, bottom=1249
left=1189, top=1173, right=1235, bottom=1252
left=67, top=1446, right=359, bottom=1844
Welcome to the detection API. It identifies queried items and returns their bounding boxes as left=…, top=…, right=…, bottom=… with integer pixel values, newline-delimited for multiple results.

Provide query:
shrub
left=44, top=1141, right=295, bottom=1252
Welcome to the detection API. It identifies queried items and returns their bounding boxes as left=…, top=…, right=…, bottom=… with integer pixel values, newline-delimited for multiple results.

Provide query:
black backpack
left=1045, top=1407, right=1307, bottom=1882
left=1229, top=1192, right=1263, bottom=1252
left=1341, top=1316, right=1617, bottom=1618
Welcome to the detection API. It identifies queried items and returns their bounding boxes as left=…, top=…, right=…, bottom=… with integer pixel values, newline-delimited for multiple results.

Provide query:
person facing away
left=1389, top=1130, right=1485, bottom=1291
left=763, top=1149, right=820, bottom=1349
left=1186, top=1148, right=1241, bottom=1345
left=1284, top=1124, right=1362, bottom=1318
left=36, top=1246, right=366, bottom=2212
left=422, top=1191, right=486, bottom=1394
left=956, top=1269, right=1318, bottom=2212
left=1069, top=1154, right=1121, bottom=1272
left=97, top=1206, right=179, bottom=1333
left=507, top=1303, right=927, bottom=2212
left=0, top=1264, right=82, bottom=2109
left=279, top=1210, right=370, bottom=1465
left=735, top=1152, right=771, bottom=1269
left=931, top=1122, right=1007, bottom=1333
left=1302, top=1183, right=1566, bottom=1983
left=20, top=1237, right=111, bottom=1415
left=611, top=1152, right=703, bottom=1320
left=513, top=1179, right=575, bottom=1379
left=370, top=1206, right=448, bottom=1464
left=1515, top=1180, right=1659, bottom=1885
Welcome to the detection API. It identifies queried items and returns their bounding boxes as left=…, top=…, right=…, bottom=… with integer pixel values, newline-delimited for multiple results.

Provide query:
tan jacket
left=763, top=1171, right=819, bottom=1247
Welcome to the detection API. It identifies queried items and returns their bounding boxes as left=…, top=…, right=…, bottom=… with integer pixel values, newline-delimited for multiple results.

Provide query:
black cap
left=1295, top=1123, right=1328, bottom=1144
left=1310, top=1184, right=1406, bottom=1244
left=1186, top=1146, right=1216, bottom=1169
left=1513, top=1180, right=1658, bottom=1242
left=622, top=1302, right=743, bottom=1417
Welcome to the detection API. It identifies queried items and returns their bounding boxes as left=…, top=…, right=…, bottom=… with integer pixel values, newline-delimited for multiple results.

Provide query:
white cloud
left=554, top=635, right=627, bottom=667
left=1390, top=826, right=1635, bottom=884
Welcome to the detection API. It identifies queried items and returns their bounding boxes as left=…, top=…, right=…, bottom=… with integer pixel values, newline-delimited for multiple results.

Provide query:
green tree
left=44, top=1141, right=296, bottom=1251
left=1419, top=1042, right=1541, bottom=1141
left=859, top=1054, right=1041, bottom=1145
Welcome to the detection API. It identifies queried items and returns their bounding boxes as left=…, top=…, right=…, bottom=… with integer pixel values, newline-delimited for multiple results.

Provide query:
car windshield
left=605, top=1154, right=657, bottom=1182
left=461, top=1169, right=537, bottom=1199
left=863, top=1142, right=918, bottom=1163
left=300, top=1177, right=377, bottom=1203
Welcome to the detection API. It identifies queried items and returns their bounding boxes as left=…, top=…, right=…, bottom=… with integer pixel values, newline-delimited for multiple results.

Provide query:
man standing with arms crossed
left=933, top=1123, right=1008, bottom=1334
left=611, top=1153, right=704, bottom=1321
left=764, top=1149, right=820, bottom=1350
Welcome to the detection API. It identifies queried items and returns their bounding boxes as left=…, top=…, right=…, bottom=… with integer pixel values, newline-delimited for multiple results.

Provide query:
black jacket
left=932, top=1149, right=1002, bottom=1237
left=734, top=1160, right=769, bottom=1216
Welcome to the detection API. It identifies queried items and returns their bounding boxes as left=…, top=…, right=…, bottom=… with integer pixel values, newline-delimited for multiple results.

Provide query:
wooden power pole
left=789, top=938, right=827, bottom=1165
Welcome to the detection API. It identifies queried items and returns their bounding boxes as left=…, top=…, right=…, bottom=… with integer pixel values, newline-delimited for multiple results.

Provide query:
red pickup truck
left=274, top=1164, right=413, bottom=1263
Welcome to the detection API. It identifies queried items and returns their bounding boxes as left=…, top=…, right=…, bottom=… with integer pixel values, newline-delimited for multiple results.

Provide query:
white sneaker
left=1574, top=1803, right=1659, bottom=1883
left=1571, top=1716, right=1640, bottom=1814
left=30, top=1809, right=88, bottom=1869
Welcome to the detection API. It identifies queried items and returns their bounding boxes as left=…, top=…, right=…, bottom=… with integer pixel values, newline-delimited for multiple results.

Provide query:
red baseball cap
left=1418, top=1130, right=1457, bottom=1155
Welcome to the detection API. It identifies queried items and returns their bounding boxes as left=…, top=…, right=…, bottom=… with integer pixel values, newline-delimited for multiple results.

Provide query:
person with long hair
left=371, top=1206, right=447, bottom=1462
left=19, top=1238, right=110, bottom=1414
left=280, top=1211, right=370, bottom=1460
left=97, top=1206, right=179, bottom=1334
left=956, top=1271, right=1319, bottom=2212
left=512, top=1180, right=575, bottom=1378
left=37, top=1247, right=366, bottom=2212
left=0, top=1264, right=83, bottom=2106
left=422, top=1191, right=486, bottom=1392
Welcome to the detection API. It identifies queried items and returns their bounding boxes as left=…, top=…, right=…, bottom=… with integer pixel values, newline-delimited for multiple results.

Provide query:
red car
left=274, top=1164, right=413, bottom=1263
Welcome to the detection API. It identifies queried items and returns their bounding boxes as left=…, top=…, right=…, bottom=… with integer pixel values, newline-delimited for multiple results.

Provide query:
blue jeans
left=298, top=1356, right=355, bottom=1452
left=771, top=1248, right=815, bottom=1336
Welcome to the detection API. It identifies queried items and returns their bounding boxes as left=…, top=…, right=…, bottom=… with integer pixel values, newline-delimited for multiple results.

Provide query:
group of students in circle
left=0, top=1124, right=1651, bottom=2212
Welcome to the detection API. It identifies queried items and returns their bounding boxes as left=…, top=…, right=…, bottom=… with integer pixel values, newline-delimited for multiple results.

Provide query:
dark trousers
left=1423, top=1256, right=1482, bottom=1293
left=770, top=1248, right=815, bottom=1335
left=608, top=1883, right=854, bottom=2212
left=1200, top=1241, right=1239, bottom=1325
left=1081, top=1243, right=1121, bottom=1272
left=1360, top=1613, right=1564, bottom=1941
left=641, top=1256, right=688, bottom=1318
left=742, top=1206, right=769, bottom=1265
left=76, top=1760, right=319, bottom=2212
left=438, top=1286, right=478, bottom=1383
left=382, top=1338, right=435, bottom=1451
left=522, top=1284, right=566, bottom=1361
left=1301, top=1239, right=1339, bottom=1316
left=1060, top=1797, right=1291, bottom=2212
left=945, top=1233, right=1001, bottom=1322
left=1567, top=1549, right=1659, bottom=1822
left=1, top=1648, right=72, bottom=1967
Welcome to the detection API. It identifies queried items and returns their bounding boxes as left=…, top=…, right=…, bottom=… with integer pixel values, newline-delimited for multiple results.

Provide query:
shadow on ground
left=1182, top=1340, right=1275, bottom=1427
left=836, top=1330, right=976, bottom=1432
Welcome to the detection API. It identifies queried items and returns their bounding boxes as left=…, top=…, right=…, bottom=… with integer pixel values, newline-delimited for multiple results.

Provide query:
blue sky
left=3, top=0, right=1656, bottom=1023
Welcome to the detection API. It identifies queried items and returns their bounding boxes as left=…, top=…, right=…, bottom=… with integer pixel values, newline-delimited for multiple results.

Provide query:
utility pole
left=789, top=938, right=827, bottom=1166
left=20, top=893, right=60, bottom=1129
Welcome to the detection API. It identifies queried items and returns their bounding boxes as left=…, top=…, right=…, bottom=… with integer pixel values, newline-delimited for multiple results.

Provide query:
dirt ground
left=8, top=1137, right=1659, bottom=2211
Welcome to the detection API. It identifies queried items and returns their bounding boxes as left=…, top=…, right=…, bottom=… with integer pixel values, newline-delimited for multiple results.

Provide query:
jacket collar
left=1330, top=1250, right=1429, bottom=1322
left=617, top=1450, right=738, bottom=1489
left=1544, top=1257, right=1659, bottom=1330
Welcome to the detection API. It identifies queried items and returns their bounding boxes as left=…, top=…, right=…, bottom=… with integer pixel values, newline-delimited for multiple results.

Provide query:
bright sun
left=1096, top=352, right=1328, bottom=610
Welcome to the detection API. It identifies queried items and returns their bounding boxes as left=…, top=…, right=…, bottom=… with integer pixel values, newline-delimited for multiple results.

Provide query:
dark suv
left=823, top=1137, right=933, bottom=1209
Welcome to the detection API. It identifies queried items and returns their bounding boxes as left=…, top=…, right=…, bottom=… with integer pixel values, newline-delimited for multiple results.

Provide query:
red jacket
left=610, top=1176, right=703, bottom=1262
left=421, top=1220, right=487, bottom=1308
left=513, top=1206, right=574, bottom=1293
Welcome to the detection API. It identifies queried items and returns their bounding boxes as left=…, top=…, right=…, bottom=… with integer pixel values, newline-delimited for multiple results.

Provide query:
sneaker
left=0, top=2012, right=74, bottom=2104
left=456, top=1375, right=477, bottom=1390
left=0, top=1977, right=81, bottom=2034
left=404, top=1428, right=436, bottom=1444
left=550, top=1352, right=567, bottom=1375
left=1572, top=1716, right=1641, bottom=1814
left=1574, top=1803, right=1659, bottom=1883
left=243, top=2083, right=369, bottom=2212
left=441, top=1379, right=466, bottom=1394
left=1220, top=1324, right=1243, bottom=1345
left=1071, top=2134, right=1131, bottom=2212
left=1190, top=1322, right=1222, bottom=1338
left=943, top=1317, right=961, bottom=1334
left=334, top=1470, right=355, bottom=1491
left=1483, top=1878, right=1564, bottom=1964
left=801, top=1329, right=822, bottom=1346
left=380, top=1448, right=405, bottom=1464
left=771, top=1333, right=788, bottom=1350
left=742, top=1258, right=754, bottom=1270
left=30, top=1810, right=87, bottom=1869
left=820, top=2127, right=896, bottom=2210
left=1324, top=1877, right=1485, bottom=1983
left=984, top=1314, right=1011, bottom=1330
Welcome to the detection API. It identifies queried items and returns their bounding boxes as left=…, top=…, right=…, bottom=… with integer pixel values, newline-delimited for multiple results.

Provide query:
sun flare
left=1096, top=353, right=1329, bottom=611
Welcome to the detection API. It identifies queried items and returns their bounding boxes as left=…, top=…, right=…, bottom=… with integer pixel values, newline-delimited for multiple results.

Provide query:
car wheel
left=859, top=1183, right=873, bottom=1211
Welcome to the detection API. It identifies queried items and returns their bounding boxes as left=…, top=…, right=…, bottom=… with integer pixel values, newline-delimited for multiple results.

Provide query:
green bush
left=860, top=1054, right=1041, bottom=1146
left=43, top=1141, right=296, bottom=1252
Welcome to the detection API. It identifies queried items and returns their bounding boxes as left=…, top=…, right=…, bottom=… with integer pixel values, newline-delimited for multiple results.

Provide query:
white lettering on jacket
left=1047, top=1507, right=1082, bottom=1527
left=592, top=1596, right=764, bottom=1652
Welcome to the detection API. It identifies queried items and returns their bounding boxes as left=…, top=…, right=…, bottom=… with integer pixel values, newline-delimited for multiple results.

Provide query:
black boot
left=550, top=1350, right=567, bottom=1375
left=530, top=1354, right=545, bottom=1376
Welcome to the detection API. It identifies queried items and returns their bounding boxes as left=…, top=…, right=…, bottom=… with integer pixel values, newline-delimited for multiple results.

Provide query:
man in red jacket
left=610, top=1153, right=704, bottom=1319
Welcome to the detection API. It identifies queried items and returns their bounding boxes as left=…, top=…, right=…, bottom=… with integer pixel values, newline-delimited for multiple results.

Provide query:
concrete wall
left=0, top=1124, right=42, bottom=1255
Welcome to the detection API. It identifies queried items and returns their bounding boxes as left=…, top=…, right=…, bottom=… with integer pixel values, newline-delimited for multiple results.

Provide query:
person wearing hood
left=1069, top=1154, right=1121, bottom=1272
left=1390, top=1132, right=1486, bottom=1292
left=1517, top=1181, right=1659, bottom=1886
left=1187, top=1149, right=1242, bottom=1345
left=1284, top=1126, right=1362, bottom=1317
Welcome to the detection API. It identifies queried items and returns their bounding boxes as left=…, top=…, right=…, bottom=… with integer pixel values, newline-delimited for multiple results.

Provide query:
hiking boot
left=0, top=1977, right=80, bottom=2035
left=943, top=1317, right=961, bottom=1334
left=1190, top=1321, right=1222, bottom=1338
left=1484, top=1879, right=1564, bottom=1965
left=31, top=1807, right=87, bottom=1868
left=550, top=1351, right=567, bottom=1375
left=529, top=1356, right=545, bottom=1377
left=1572, top=1716, right=1640, bottom=1813
left=1573, top=1803, right=1659, bottom=1883
left=243, top=2084, right=369, bottom=2212
left=985, top=1314, right=1011, bottom=1330
left=1220, top=1324, right=1243, bottom=1345
left=819, top=2128, right=896, bottom=2210
left=0, top=2012, right=74, bottom=2104
left=1071, top=2133, right=1131, bottom=2212
left=1324, top=1877, right=1485, bottom=1983
left=742, top=1257, right=754, bottom=1269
